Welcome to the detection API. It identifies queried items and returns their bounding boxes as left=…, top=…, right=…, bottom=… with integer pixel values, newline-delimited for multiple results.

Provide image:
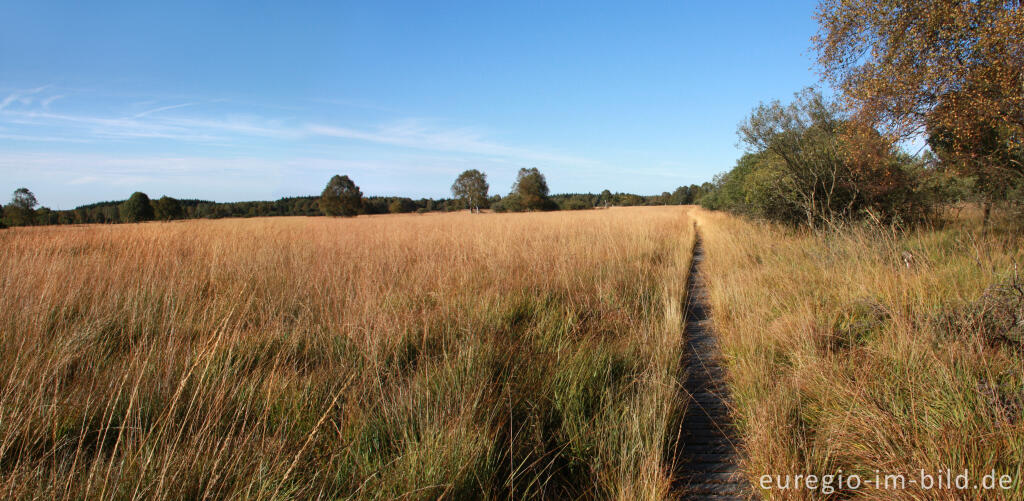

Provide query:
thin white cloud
left=0, top=86, right=51, bottom=111
left=0, top=151, right=359, bottom=175
left=163, top=116, right=297, bottom=138
left=0, top=132, right=92, bottom=143
left=0, top=90, right=594, bottom=170
left=0, top=94, right=18, bottom=111
left=0, top=152, right=279, bottom=185
left=306, top=119, right=591, bottom=165
left=310, top=97, right=399, bottom=113
left=40, top=94, right=66, bottom=108
left=7, top=109, right=153, bottom=129
left=133, top=102, right=198, bottom=118
left=1, top=109, right=234, bottom=143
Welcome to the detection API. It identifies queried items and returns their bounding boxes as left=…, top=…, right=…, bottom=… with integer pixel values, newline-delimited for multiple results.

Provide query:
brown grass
left=689, top=206, right=1023, bottom=500
left=0, top=207, right=694, bottom=499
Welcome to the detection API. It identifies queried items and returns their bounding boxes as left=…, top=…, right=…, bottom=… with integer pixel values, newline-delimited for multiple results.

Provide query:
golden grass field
left=689, top=206, right=1023, bottom=500
left=0, top=206, right=694, bottom=499
left=2, top=204, right=1021, bottom=500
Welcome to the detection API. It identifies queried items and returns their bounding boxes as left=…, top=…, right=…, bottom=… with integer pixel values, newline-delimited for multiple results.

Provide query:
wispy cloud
left=164, top=116, right=297, bottom=139
left=309, top=97, right=400, bottom=113
left=306, top=119, right=591, bottom=165
left=40, top=94, right=65, bottom=109
left=133, top=102, right=198, bottom=118
left=0, top=150, right=414, bottom=201
left=0, top=132, right=92, bottom=143
left=0, top=85, right=51, bottom=111
left=2, top=109, right=229, bottom=143
left=0, top=151, right=393, bottom=179
left=0, top=89, right=593, bottom=169
left=0, top=94, right=17, bottom=111
left=0, top=152, right=288, bottom=193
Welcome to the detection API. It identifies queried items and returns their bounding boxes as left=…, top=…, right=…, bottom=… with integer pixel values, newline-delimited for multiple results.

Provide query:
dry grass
left=689, top=206, right=1023, bottom=500
left=0, top=206, right=694, bottom=499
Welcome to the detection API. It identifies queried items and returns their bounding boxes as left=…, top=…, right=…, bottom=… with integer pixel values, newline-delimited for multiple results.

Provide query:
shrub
left=118, top=192, right=155, bottom=223
left=491, top=194, right=521, bottom=213
left=154, top=196, right=184, bottom=220
left=388, top=198, right=416, bottom=214
left=320, top=175, right=364, bottom=217
left=561, top=196, right=591, bottom=210
left=511, top=168, right=551, bottom=211
left=705, top=89, right=943, bottom=227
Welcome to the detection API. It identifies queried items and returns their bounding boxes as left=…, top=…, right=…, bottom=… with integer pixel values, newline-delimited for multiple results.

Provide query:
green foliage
left=118, top=192, right=155, bottom=223
left=387, top=198, right=416, bottom=214
left=669, top=184, right=708, bottom=205
left=491, top=190, right=695, bottom=213
left=320, top=175, right=363, bottom=217
left=451, top=169, right=490, bottom=211
left=22, top=187, right=686, bottom=225
left=3, top=188, right=38, bottom=227
left=701, top=153, right=803, bottom=223
left=705, top=89, right=946, bottom=227
left=616, top=193, right=646, bottom=206
left=813, top=0, right=1024, bottom=225
left=736, top=89, right=851, bottom=227
left=928, top=116, right=1024, bottom=219
left=34, top=207, right=58, bottom=225
left=10, top=188, right=37, bottom=212
left=2, top=205, right=25, bottom=227
left=490, top=194, right=520, bottom=213
left=154, top=196, right=185, bottom=221
left=363, top=197, right=453, bottom=215
left=25, top=195, right=457, bottom=225
left=511, top=168, right=552, bottom=211
left=560, top=195, right=593, bottom=210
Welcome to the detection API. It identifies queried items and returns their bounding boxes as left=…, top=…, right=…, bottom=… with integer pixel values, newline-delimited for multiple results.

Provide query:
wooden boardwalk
left=673, top=236, right=754, bottom=500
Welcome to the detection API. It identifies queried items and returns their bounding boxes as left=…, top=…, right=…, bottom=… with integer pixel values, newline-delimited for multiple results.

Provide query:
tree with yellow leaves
left=813, top=0, right=1023, bottom=222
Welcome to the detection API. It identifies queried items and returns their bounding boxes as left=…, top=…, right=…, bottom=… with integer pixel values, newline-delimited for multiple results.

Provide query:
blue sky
left=0, top=1, right=822, bottom=209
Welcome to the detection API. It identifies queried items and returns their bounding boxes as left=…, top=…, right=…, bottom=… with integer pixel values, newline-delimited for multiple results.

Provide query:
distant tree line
left=462, top=167, right=711, bottom=213
left=547, top=185, right=711, bottom=211
left=1, top=169, right=707, bottom=227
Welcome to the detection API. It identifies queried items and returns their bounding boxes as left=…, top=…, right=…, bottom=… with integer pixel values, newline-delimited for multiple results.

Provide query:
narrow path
left=673, top=234, right=752, bottom=500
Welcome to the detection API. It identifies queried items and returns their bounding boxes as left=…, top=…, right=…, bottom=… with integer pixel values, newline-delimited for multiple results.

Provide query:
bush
left=491, top=194, right=521, bottom=213
left=154, top=196, right=184, bottom=220
left=320, top=175, right=363, bottom=217
left=511, top=168, right=551, bottom=211
left=704, top=90, right=943, bottom=227
left=388, top=198, right=416, bottom=214
left=561, top=197, right=591, bottom=210
left=119, top=192, right=155, bottom=223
